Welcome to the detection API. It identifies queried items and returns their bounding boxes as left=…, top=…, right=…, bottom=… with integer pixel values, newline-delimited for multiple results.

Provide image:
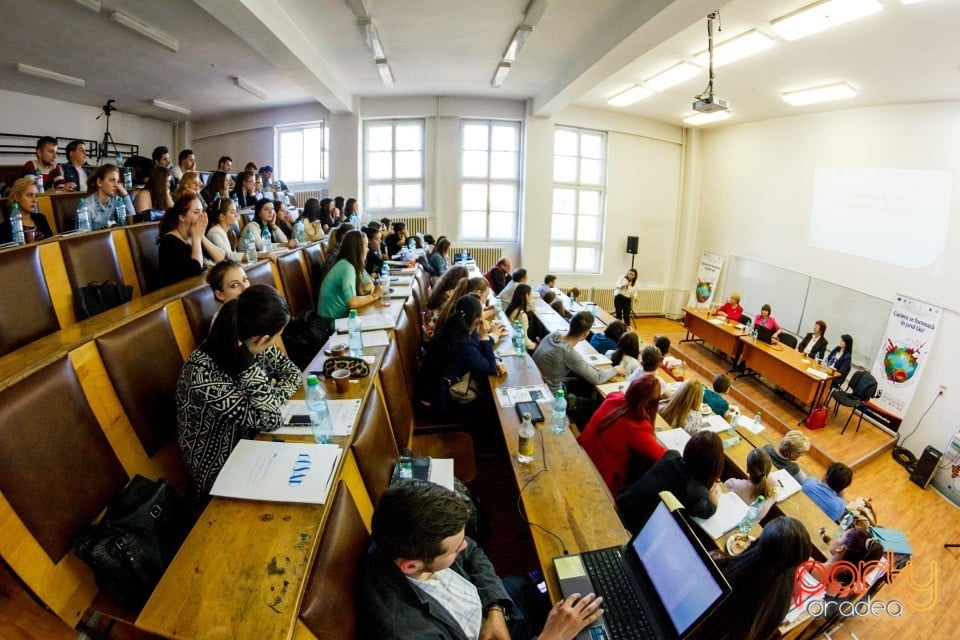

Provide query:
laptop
left=553, top=499, right=730, bottom=640
left=754, top=325, right=775, bottom=344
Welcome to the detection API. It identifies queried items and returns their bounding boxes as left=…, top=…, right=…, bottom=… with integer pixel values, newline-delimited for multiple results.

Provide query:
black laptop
left=553, top=498, right=730, bottom=640
left=754, top=325, right=775, bottom=344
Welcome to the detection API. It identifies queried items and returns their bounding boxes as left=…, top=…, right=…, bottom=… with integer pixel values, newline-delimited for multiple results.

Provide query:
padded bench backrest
left=60, top=230, right=124, bottom=291
left=378, top=342, right=414, bottom=451
left=0, top=244, right=61, bottom=355
left=276, top=251, right=312, bottom=319
left=350, top=384, right=398, bottom=505
left=125, top=224, right=161, bottom=294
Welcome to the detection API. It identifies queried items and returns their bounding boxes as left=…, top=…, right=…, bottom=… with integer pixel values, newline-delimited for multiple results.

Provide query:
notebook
left=554, top=499, right=730, bottom=640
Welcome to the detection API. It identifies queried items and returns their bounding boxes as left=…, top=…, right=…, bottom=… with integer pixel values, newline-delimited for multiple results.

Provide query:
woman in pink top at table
left=754, top=304, right=782, bottom=340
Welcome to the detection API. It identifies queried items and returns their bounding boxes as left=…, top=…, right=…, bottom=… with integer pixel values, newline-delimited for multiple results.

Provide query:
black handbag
left=74, top=475, right=192, bottom=611
left=74, top=280, right=133, bottom=320
left=282, top=310, right=333, bottom=369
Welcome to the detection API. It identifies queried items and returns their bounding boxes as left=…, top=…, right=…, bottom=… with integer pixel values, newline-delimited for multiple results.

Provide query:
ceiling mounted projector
left=693, top=12, right=730, bottom=115
left=693, top=95, right=729, bottom=113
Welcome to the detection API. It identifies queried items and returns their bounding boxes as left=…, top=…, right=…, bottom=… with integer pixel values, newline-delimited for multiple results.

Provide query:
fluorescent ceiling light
left=782, top=82, right=856, bottom=105
left=73, top=0, right=101, bottom=11
left=151, top=99, right=191, bottom=116
left=770, top=0, right=882, bottom=42
left=376, top=59, right=394, bottom=87
left=111, top=11, right=179, bottom=52
left=692, top=30, right=774, bottom=68
left=607, top=85, right=653, bottom=107
left=358, top=19, right=385, bottom=59
left=683, top=110, right=732, bottom=126
left=643, top=62, right=701, bottom=92
left=900, top=0, right=925, bottom=4
left=502, top=25, right=533, bottom=63
left=491, top=63, right=511, bottom=88
left=233, top=76, right=267, bottom=100
left=16, top=63, right=85, bottom=87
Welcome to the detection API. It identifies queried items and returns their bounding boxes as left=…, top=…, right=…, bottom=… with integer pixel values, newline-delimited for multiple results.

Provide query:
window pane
left=395, top=124, right=422, bottom=150
left=580, top=158, right=602, bottom=185
left=461, top=211, right=487, bottom=239
left=554, top=129, right=578, bottom=156
left=367, top=184, right=392, bottom=209
left=279, top=131, right=303, bottom=183
left=489, top=211, right=515, bottom=239
left=463, top=124, right=489, bottom=150
left=553, top=188, right=576, bottom=214
left=462, top=150, right=488, bottom=178
left=580, top=133, right=603, bottom=159
left=367, top=151, right=393, bottom=179
left=576, top=246, right=599, bottom=272
left=461, top=183, right=488, bottom=211
left=367, top=125, right=393, bottom=151
left=491, top=125, right=517, bottom=151
left=549, top=245, right=573, bottom=271
left=551, top=214, right=575, bottom=241
left=577, top=216, right=601, bottom=242
left=553, top=156, right=577, bottom=182
left=395, top=183, right=423, bottom=208
left=303, top=127, right=324, bottom=181
left=489, top=184, right=516, bottom=212
left=579, top=190, right=602, bottom=216
left=396, top=151, right=422, bottom=178
left=490, top=151, right=517, bottom=179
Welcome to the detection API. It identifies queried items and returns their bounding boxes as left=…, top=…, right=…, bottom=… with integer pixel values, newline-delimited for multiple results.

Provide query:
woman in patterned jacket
left=176, top=284, right=301, bottom=500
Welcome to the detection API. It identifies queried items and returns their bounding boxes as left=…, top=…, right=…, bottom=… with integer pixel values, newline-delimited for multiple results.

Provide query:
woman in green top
left=317, top=229, right=384, bottom=328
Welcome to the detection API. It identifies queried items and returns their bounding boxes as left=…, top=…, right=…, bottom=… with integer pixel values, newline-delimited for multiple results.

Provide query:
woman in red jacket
left=577, top=375, right=666, bottom=495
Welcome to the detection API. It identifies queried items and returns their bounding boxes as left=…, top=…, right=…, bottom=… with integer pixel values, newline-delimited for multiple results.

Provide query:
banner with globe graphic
left=868, top=294, right=942, bottom=422
left=689, top=252, right=725, bottom=307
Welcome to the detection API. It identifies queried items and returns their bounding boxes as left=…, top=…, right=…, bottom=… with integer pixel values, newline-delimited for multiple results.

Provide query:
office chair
left=779, top=332, right=798, bottom=349
left=830, top=371, right=878, bottom=434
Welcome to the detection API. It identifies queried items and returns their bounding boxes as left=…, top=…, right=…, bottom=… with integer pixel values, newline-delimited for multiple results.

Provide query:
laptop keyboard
left=581, top=549, right=655, bottom=640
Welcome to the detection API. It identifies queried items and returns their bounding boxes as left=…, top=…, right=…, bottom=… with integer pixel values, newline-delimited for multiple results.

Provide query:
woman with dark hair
left=319, top=223, right=355, bottom=279
left=826, top=334, right=853, bottom=387
left=231, top=171, right=259, bottom=208
left=697, top=517, right=812, bottom=640
left=363, top=225, right=384, bottom=277
left=298, top=197, right=324, bottom=241
left=134, top=165, right=174, bottom=218
left=607, top=331, right=641, bottom=376
left=343, top=197, right=358, bottom=221
left=206, top=260, right=249, bottom=304
left=273, top=199, right=296, bottom=239
left=814, top=527, right=885, bottom=599
left=384, top=221, right=407, bottom=257
left=200, top=170, right=229, bottom=205
left=578, top=375, right=666, bottom=495
left=422, top=265, right=468, bottom=340
left=334, top=196, right=345, bottom=218
left=205, top=198, right=247, bottom=263
left=435, top=276, right=494, bottom=330
left=754, top=303, right=782, bottom=340
left=316, top=229, right=384, bottom=329
left=590, top=319, right=627, bottom=354
left=798, top=320, right=828, bottom=359
left=428, top=236, right=451, bottom=279
left=504, top=284, right=537, bottom=351
left=616, top=430, right=723, bottom=532
left=244, top=199, right=295, bottom=251
left=157, top=195, right=224, bottom=287
left=176, top=284, right=300, bottom=499
left=613, top=268, right=638, bottom=322
left=417, top=295, right=506, bottom=417
left=87, top=164, right=136, bottom=229
left=318, top=198, right=336, bottom=232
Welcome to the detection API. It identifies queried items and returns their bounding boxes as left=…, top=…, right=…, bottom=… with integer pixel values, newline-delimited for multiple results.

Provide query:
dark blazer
left=357, top=540, right=515, bottom=640
left=826, top=347, right=852, bottom=387
left=60, top=163, right=90, bottom=188
left=797, top=333, right=828, bottom=359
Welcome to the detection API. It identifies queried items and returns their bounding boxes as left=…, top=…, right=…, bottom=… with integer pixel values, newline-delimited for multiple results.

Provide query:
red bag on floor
left=806, top=405, right=828, bottom=430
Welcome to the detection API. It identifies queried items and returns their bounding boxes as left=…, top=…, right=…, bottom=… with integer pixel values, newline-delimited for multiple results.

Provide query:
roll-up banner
left=689, top=252, right=725, bottom=307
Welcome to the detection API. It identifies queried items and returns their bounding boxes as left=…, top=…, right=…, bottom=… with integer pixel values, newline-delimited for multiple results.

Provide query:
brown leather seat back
left=246, top=260, right=275, bottom=288
left=124, top=224, right=161, bottom=294
left=298, top=481, right=368, bottom=640
left=60, top=231, right=123, bottom=291
left=417, top=266, right=431, bottom=301
left=394, top=310, right=420, bottom=399
left=95, top=308, right=184, bottom=456
left=0, top=245, right=60, bottom=356
left=411, top=284, right=424, bottom=317
left=378, top=343, right=414, bottom=451
left=276, top=252, right=311, bottom=319
left=0, top=358, right=128, bottom=562
left=302, top=243, right=325, bottom=304
left=350, top=384, right=398, bottom=505
left=50, top=192, right=82, bottom=233
left=182, top=285, right=220, bottom=343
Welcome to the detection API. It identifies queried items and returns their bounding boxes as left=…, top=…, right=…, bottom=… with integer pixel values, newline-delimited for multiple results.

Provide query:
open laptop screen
left=631, top=502, right=725, bottom=635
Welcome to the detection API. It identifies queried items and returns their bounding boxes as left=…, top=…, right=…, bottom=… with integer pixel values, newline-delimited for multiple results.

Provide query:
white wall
left=0, top=89, right=173, bottom=162
left=697, top=102, right=960, bottom=457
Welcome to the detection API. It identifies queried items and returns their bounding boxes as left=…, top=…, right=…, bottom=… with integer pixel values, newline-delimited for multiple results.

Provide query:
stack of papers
left=358, top=330, right=391, bottom=347
left=390, top=287, right=412, bottom=299
left=335, top=313, right=395, bottom=332
left=581, top=352, right=612, bottom=368
left=701, top=414, right=735, bottom=433
left=276, top=399, right=362, bottom=436
left=691, top=491, right=749, bottom=538
left=770, top=468, right=802, bottom=501
left=656, top=428, right=690, bottom=453
left=210, top=440, right=342, bottom=504
left=390, top=267, right=416, bottom=275
left=805, top=367, right=829, bottom=380
left=495, top=384, right=553, bottom=407
left=736, top=415, right=766, bottom=434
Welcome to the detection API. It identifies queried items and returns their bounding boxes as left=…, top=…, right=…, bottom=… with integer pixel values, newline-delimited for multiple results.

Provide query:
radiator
left=451, top=246, right=502, bottom=273
left=291, top=189, right=327, bottom=205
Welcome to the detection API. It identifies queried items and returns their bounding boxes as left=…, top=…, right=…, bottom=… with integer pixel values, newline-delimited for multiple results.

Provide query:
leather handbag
left=806, top=405, right=829, bottom=430
left=447, top=371, right=479, bottom=403
left=74, top=280, right=133, bottom=320
left=74, top=475, right=191, bottom=611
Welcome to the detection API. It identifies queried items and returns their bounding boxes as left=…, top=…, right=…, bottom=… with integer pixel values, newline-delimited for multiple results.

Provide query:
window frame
left=458, top=119, right=522, bottom=242
left=362, top=118, right=426, bottom=214
left=274, top=121, right=328, bottom=185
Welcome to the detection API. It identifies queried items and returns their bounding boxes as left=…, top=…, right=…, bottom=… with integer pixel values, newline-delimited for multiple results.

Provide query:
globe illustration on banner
left=882, top=339, right=921, bottom=384
left=695, top=280, right=712, bottom=303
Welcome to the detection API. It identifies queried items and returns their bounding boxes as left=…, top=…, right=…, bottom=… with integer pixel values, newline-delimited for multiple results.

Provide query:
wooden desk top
left=739, top=336, right=838, bottom=384
left=683, top=306, right=749, bottom=336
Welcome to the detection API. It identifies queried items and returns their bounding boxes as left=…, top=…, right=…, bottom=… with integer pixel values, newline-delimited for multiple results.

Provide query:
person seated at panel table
left=21, top=136, right=68, bottom=191
left=702, top=373, right=732, bottom=418
left=690, top=517, right=811, bottom=640
left=157, top=195, right=226, bottom=288
left=536, top=273, right=557, bottom=298
left=484, top=256, right=513, bottom=295
left=134, top=165, right=175, bottom=221
left=176, top=285, right=300, bottom=501
left=802, top=463, right=853, bottom=522
left=299, top=197, right=326, bottom=242
left=428, top=236, right=452, bottom=279
left=753, top=304, right=782, bottom=340
left=607, top=331, right=641, bottom=378
left=826, top=334, right=854, bottom=388
left=716, top=292, right=744, bottom=323
left=533, top=311, right=625, bottom=396
left=659, top=379, right=704, bottom=434
left=61, top=139, right=90, bottom=192
left=230, top=170, right=260, bottom=209
left=505, top=284, right=539, bottom=352
left=589, top=319, right=627, bottom=354
left=616, top=430, right=723, bottom=533
left=384, top=221, right=408, bottom=257
left=171, top=148, right=196, bottom=182
left=422, top=266, right=469, bottom=341
left=200, top=170, right=230, bottom=206
left=578, top=375, right=667, bottom=495
left=87, top=164, right=136, bottom=230
left=358, top=480, right=604, bottom=640
left=724, top=448, right=776, bottom=521
left=244, top=199, right=296, bottom=252
left=316, top=229, right=384, bottom=331
left=498, top=268, right=529, bottom=308
left=798, top=319, right=829, bottom=360
left=762, top=430, right=811, bottom=483
left=0, top=177, right=53, bottom=243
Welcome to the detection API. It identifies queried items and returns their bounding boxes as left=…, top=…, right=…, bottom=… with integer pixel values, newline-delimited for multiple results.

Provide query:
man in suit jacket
left=797, top=320, right=828, bottom=359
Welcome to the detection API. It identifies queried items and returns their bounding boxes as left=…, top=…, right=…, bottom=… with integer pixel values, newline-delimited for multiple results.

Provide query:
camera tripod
left=96, top=99, right=121, bottom=163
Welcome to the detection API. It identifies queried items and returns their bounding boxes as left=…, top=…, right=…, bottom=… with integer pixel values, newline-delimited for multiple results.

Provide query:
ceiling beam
left=193, top=0, right=353, bottom=113
left=531, top=0, right=716, bottom=117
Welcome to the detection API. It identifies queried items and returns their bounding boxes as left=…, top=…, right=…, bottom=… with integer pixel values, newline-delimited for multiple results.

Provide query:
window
left=276, top=122, right=328, bottom=184
left=459, top=120, right=521, bottom=241
left=363, top=119, right=424, bottom=212
left=549, top=127, right=606, bottom=273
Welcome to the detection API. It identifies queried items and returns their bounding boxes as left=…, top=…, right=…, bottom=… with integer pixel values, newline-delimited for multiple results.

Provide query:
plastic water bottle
left=513, top=321, right=525, bottom=355
left=380, top=262, right=390, bottom=284
left=753, top=412, right=762, bottom=430
left=116, top=151, right=123, bottom=167
left=518, top=413, right=535, bottom=464
left=123, top=167, right=133, bottom=190
left=232, top=193, right=240, bottom=210
left=305, top=375, right=333, bottom=444
left=723, top=434, right=742, bottom=448
left=551, top=390, right=567, bottom=435
left=245, top=229, right=257, bottom=263
left=115, top=196, right=126, bottom=226
left=295, top=218, right=306, bottom=243
left=76, top=197, right=91, bottom=232
left=738, top=495, right=765, bottom=534
left=34, top=174, right=44, bottom=194
left=9, top=204, right=24, bottom=245
left=347, top=309, right=363, bottom=357
left=834, top=510, right=856, bottom=540
left=261, top=226, right=272, bottom=252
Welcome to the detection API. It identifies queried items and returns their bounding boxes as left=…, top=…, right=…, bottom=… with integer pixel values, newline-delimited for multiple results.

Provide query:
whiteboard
left=799, top=279, right=891, bottom=369
left=723, top=256, right=809, bottom=335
